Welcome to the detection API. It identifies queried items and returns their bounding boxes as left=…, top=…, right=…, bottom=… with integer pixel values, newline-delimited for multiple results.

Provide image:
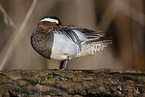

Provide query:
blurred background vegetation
left=0, top=0, right=144, bottom=70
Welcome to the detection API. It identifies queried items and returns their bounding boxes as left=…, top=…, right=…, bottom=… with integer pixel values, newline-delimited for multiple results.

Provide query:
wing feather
left=52, top=26, right=82, bottom=51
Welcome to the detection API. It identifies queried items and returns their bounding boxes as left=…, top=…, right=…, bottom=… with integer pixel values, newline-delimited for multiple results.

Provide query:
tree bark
left=0, top=69, right=144, bottom=96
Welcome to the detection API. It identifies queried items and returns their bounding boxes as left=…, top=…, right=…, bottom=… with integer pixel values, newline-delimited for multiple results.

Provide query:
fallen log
left=0, top=69, right=144, bottom=96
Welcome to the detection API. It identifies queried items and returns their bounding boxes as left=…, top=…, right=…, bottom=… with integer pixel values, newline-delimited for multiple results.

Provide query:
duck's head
left=38, top=16, right=62, bottom=29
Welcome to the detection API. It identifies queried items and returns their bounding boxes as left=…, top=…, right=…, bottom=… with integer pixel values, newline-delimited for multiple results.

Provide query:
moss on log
left=0, top=69, right=145, bottom=96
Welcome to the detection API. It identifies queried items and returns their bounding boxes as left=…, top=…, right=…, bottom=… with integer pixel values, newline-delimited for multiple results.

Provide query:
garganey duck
left=31, top=16, right=112, bottom=70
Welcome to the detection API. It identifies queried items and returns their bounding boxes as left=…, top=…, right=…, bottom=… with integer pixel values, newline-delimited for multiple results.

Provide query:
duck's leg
left=64, top=56, right=69, bottom=69
left=59, top=61, right=64, bottom=70
left=59, top=56, right=69, bottom=70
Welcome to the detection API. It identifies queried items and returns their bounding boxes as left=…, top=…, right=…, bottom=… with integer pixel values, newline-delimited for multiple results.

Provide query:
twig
left=0, top=3, right=17, bottom=29
left=98, top=0, right=145, bottom=32
left=98, top=1, right=117, bottom=32
left=0, top=0, right=38, bottom=71
left=113, top=0, right=144, bottom=26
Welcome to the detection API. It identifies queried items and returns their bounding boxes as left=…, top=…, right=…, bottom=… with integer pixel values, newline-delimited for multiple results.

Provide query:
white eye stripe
left=40, top=18, right=59, bottom=24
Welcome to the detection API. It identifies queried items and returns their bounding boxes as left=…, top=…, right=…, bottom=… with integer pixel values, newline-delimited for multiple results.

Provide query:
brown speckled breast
left=31, top=26, right=54, bottom=59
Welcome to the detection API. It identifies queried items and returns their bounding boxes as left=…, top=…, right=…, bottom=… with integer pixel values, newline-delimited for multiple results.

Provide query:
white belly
left=50, top=34, right=79, bottom=60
